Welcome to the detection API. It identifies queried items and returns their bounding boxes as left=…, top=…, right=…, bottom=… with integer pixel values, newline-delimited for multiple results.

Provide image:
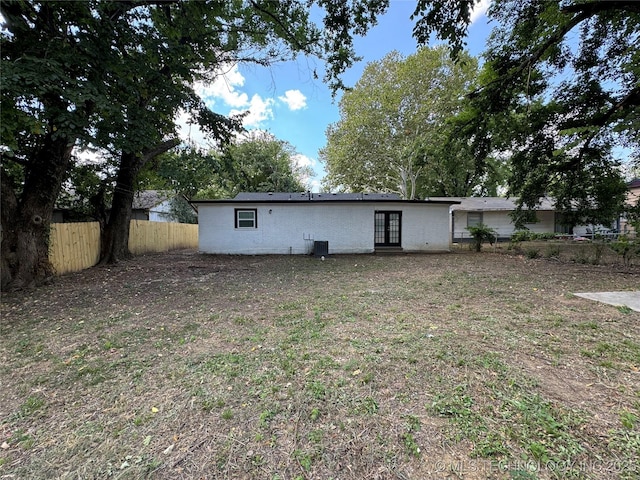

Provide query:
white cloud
left=292, top=153, right=315, bottom=169
left=230, top=94, right=275, bottom=129
left=175, top=109, right=214, bottom=148
left=75, top=147, right=105, bottom=165
left=194, top=64, right=277, bottom=129
left=278, top=90, right=307, bottom=111
left=469, top=0, right=491, bottom=24
left=292, top=154, right=318, bottom=190
left=195, top=64, right=249, bottom=108
left=308, top=178, right=322, bottom=193
left=178, top=63, right=288, bottom=143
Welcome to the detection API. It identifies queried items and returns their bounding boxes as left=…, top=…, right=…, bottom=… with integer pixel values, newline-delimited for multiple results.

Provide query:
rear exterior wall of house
left=197, top=202, right=452, bottom=255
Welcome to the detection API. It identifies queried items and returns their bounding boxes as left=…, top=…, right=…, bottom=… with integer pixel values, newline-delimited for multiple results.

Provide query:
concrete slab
left=574, top=291, right=640, bottom=312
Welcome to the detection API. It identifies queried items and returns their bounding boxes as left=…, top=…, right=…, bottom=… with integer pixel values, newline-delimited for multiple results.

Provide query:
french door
left=374, top=211, right=402, bottom=247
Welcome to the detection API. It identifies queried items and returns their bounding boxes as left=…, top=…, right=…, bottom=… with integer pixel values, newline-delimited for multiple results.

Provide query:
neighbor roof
left=132, top=190, right=172, bottom=210
left=428, top=197, right=556, bottom=211
left=191, top=192, right=459, bottom=204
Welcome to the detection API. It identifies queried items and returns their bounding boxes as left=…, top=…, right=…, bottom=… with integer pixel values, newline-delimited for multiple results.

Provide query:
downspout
left=451, top=210, right=455, bottom=245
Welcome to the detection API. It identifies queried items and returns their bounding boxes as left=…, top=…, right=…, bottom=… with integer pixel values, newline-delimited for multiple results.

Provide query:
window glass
left=236, top=209, right=257, bottom=228
left=467, top=211, right=483, bottom=227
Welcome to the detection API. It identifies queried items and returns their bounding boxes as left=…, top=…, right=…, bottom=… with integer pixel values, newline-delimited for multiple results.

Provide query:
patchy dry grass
left=1, top=250, right=639, bottom=479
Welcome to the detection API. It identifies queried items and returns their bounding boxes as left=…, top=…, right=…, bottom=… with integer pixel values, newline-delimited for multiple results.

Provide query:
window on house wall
left=235, top=209, right=257, bottom=228
left=554, top=212, right=572, bottom=234
left=467, top=211, right=483, bottom=227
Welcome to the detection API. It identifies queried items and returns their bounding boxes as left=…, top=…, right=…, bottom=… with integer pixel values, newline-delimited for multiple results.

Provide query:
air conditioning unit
left=313, top=241, right=329, bottom=257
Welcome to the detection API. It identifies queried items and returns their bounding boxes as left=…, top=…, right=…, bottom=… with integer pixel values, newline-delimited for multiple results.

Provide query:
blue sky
left=181, top=1, right=493, bottom=192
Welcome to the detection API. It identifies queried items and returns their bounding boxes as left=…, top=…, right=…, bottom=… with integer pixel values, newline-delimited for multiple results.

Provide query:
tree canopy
left=145, top=133, right=310, bottom=200
left=485, top=0, right=637, bottom=224
left=415, top=0, right=639, bottom=225
left=320, top=46, right=501, bottom=198
left=210, top=132, right=311, bottom=197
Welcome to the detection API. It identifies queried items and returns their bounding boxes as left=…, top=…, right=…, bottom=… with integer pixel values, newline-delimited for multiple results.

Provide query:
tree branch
left=103, top=0, right=181, bottom=22
left=514, top=10, right=590, bottom=78
left=142, top=138, right=180, bottom=163
left=576, top=85, right=640, bottom=158
left=470, top=5, right=604, bottom=99
left=593, top=86, right=640, bottom=128
left=561, top=1, right=640, bottom=15
left=248, top=0, right=314, bottom=53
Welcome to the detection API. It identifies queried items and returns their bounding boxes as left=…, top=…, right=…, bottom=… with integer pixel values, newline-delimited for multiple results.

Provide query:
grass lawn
left=1, top=250, right=639, bottom=479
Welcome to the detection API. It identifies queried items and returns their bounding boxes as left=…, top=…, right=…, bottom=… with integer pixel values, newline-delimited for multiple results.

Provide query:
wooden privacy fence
left=128, top=220, right=198, bottom=254
left=49, top=222, right=101, bottom=275
left=49, top=220, right=198, bottom=275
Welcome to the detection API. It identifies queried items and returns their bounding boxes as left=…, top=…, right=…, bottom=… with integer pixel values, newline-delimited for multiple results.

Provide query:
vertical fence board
left=128, top=220, right=198, bottom=254
left=49, top=222, right=101, bottom=275
left=50, top=221, right=197, bottom=275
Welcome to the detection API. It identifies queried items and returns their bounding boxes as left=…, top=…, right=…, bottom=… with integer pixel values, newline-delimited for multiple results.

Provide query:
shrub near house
left=466, top=224, right=497, bottom=252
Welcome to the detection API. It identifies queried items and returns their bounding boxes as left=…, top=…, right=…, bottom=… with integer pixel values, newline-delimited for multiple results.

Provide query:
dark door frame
left=374, top=210, right=402, bottom=247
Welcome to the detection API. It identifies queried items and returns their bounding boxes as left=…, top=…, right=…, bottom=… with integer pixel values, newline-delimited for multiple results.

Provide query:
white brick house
left=192, top=192, right=458, bottom=255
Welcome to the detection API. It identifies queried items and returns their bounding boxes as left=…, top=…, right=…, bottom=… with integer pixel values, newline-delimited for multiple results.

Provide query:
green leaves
left=214, top=133, right=310, bottom=197
left=466, top=224, right=497, bottom=252
left=316, top=0, right=390, bottom=93
left=411, top=0, right=480, bottom=56
left=145, top=134, right=309, bottom=201
left=321, top=46, right=485, bottom=198
left=409, top=1, right=636, bottom=226
left=484, top=1, right=637, bottom=216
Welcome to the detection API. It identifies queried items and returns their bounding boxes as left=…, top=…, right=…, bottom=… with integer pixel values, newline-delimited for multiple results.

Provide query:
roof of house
left=628, top=178, right=640, bottom=189
left=428, top=196, right=556, bottom=211
left=191, top=192, right=460, bottom=205
left=234, top=192, right=401, bottom=201
left=132, top=190, right=172, bottom=210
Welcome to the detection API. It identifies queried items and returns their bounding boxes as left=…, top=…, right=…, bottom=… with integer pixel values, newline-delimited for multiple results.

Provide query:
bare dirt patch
left=1, top=250, right=639, bottom=479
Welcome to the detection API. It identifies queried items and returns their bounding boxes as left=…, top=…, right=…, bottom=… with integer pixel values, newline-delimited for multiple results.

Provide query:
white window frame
left=235, top=208, right=257, bottom=229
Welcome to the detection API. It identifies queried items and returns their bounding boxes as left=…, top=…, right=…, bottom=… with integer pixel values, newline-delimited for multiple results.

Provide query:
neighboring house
left=53, top=190, right=192, bottom=223
left=192, top=192, right=459, bottom=255
left=132, top=190, right=177, bottom=222
left=627, top=178, right=640, bottom=206
left=620, top=178, right=640, bottom=235
left=429, top=197, right=600, bottom=242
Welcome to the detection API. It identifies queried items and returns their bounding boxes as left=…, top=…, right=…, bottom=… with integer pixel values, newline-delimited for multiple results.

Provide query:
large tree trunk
left=100, top=139, right=179, bottom=264
left=1, top=169, right=19, bottom=289
left=1, top=136, right=74, bottom=290
left=100, top=152, right=141, bottom=264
